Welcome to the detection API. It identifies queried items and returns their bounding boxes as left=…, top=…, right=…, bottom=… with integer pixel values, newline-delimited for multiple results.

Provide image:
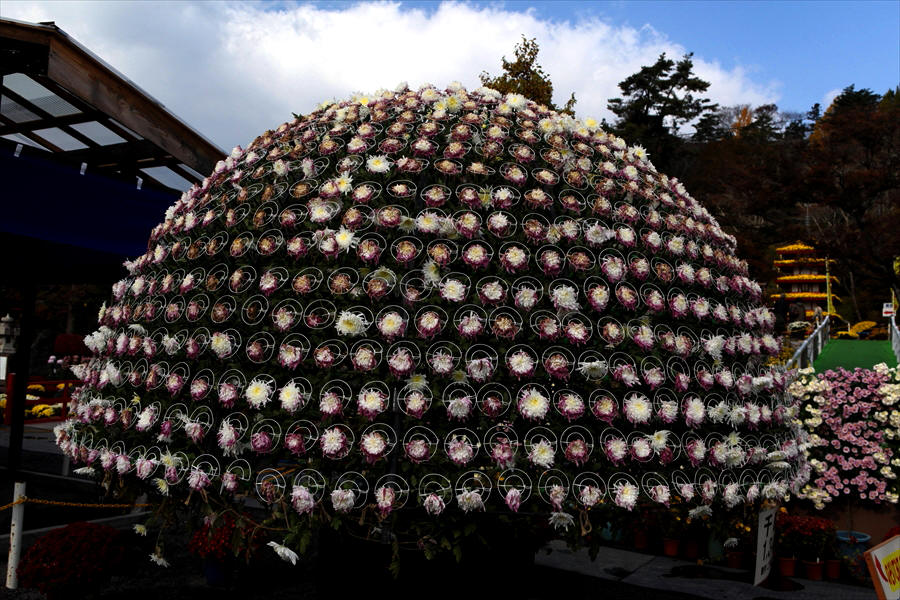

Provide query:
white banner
left=754, top=507, right=777, bottom=585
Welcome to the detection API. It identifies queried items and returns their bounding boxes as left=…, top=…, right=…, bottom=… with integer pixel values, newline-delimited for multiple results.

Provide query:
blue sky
left=3, top=0, right=897, bottom=151
left=453, top=0, right=900, bottom=113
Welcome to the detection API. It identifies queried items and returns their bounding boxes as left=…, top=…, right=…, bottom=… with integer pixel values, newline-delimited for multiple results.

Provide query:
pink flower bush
left=793, top=364, right=900, bottom=508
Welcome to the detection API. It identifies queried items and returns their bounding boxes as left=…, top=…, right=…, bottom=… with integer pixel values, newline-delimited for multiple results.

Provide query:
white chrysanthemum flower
left=440, top=278, right=467, bottom=302
left=334, top=172, right=353, bottom=194
left=268, top=541, right=299, bottom=565
left=366, top=154, right=391, bottom=174
left=529, top=439, right=555, bottom=468
left=689, top=506, right=712, bottom=520
left=136, top=406, right=156, bottom=431
left=245, top=378, right=273, bottom=409
left=508, top=351, right=534, bottom=376
left=550, top=285, right=580, bottom=311
left=709, top=401, right=730, bottom=423
left=549, top=511, right=575, bottom=531
left=624, top=394, right=652, bottom=424
left=578, top=360, right=607, bottom=379
left=505, top=93, right=526, bottom=109
left=318, top=424, right=345, bottom=455
left=153, top=478, right=169, bottom=496
left=149, top=552, right=170, bottom=568
left=515, top=286, right=538, bottom=308
left=210, top=332, right=232, bottom=357
left=279, top=382, right=303, bottom=412
left=358, top=389, right=386, bottom=415
left=615, top=482, right=639, bottom=510
left=447, top=395, right=472, bottom=419
left=378, top=311, right=405, bottom=337
left=649, top=430, right=669, bottom=452
left=291, top=485, right=316, bottom=515
left=519, top=388, right=549, bottom=420
left=334, top=227, right=356, bottom=251
left=335, top=310, right=368, bottom=336
left=422, top=260, right=441, bottom=286
left=361, top=431, right=387, bottom=455
left=406, top=373, right=428, bottom=390
left=457, top=489, right=485, bottom=513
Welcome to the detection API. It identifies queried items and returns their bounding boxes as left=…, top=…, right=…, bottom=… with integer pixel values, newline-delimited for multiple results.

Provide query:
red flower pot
left=777, top=556, right=797, bottom=577
left=633, top=530, right=648, bottom=550
left=825, top=558, right=841, bottom=580
left=803, top=560, right=824, bottom=581
left=726, top=550, right=744, bottom=569
left=683, top=539, right=699, bottom=559
left=663, top=538, right=679, bottom=557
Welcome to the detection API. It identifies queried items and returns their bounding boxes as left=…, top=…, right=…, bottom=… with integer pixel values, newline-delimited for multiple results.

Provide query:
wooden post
left=8, top=281, right=35, bottom=478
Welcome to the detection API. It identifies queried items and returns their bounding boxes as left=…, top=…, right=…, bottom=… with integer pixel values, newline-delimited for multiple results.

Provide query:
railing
left=785, top=315, right=830, bottom=371
left=891, top=313, right=900, bottom=366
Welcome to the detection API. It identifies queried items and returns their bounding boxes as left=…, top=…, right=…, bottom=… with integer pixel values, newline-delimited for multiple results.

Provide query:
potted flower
left=775, top=512, right=803, bottom=576
left=799, top=516, right=835, bottom=580
left=658, top=506, right=686, bottom=557
left=723, top=516, right=753, bottom=569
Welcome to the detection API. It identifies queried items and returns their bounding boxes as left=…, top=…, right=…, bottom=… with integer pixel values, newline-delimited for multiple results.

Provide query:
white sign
left=754, top=507, right=777, bottom=585
left=865, top=535, right=900, bottom=600
left=884, top=303, right=896, bottom=317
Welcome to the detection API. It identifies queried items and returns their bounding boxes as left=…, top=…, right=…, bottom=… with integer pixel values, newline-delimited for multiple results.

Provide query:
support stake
left=6, top=481, right=27, bottom=589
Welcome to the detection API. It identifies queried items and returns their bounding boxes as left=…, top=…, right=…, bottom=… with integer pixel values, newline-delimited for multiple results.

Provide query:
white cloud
left=821, top=87, right=842, bottom=110
left=2, top=1, right=781, bottom=153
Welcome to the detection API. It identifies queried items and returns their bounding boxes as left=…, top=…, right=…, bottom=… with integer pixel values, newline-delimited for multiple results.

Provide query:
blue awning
left=0, top=148, right=172, bottom=258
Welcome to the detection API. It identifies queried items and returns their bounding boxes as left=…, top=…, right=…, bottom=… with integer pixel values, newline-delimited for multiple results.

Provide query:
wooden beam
left=0, top=20, right=225, bottom=173
left=0, top=110, right=101, bottom=135
left=0, top=112, right=63, bottom=152
left=59, top=138, right=167, bottom=167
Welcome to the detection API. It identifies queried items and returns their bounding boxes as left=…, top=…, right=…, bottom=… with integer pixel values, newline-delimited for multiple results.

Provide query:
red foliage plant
left=17, top=521, right=129, bottom=599
left=776, top=512, right=836, bottom=560
left=188, top=512, right=259, bottom=561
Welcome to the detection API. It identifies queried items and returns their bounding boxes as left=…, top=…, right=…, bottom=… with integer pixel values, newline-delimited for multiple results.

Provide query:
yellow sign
left=866, top=535, right=900, bottom=600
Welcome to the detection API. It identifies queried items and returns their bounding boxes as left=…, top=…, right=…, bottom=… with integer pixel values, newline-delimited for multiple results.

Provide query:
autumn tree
left=480, top=36, right=576, bottom=114
left=803, top=85, right=900, bottom=309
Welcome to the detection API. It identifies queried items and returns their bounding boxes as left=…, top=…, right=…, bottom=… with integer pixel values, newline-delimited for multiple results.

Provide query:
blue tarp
left=0, top=148, right=175, bottom=258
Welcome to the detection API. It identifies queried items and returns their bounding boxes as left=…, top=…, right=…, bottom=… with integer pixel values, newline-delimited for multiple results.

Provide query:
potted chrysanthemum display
left=58, top=82, right=808, bottom=577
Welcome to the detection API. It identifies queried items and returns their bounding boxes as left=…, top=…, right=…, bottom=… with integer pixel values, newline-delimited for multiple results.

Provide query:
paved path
left=814, top=339, right=897, bottom=372
left=537, top=540, right=876, bottom=600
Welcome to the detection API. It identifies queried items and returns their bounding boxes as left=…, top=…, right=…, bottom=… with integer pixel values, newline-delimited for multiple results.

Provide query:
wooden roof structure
left=0, top=17, right=224, bottom=194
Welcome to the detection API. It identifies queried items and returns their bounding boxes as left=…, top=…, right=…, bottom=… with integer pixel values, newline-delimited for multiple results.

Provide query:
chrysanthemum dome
left=59, top=83, right=808, bottom=554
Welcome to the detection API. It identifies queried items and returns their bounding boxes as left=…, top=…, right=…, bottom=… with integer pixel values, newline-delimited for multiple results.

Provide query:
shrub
left=793, top=364, right=900, bottom=508
left=17, top=521, right=130, bottom=599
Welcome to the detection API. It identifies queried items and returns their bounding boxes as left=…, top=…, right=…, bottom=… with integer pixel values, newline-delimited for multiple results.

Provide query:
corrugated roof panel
left=0, top=94, right=40, bottom=122
left=141, top=166, right=192, bottom=191
left=70, top=121, right=126, bottom=146
left=3, top=73, right=79, bottom=116
left=32, top=127, right=89, bottom=151
left=2, top=133, right=50, bottom=151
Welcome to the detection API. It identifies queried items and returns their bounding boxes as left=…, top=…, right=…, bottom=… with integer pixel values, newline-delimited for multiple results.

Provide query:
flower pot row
left=776, top=557, right=842, bottom=580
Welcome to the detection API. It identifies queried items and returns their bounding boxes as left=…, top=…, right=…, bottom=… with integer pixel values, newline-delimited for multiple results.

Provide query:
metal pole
left=8, top=280, right=36, bottom=478
left=5, top=481, right=26, bottom=589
